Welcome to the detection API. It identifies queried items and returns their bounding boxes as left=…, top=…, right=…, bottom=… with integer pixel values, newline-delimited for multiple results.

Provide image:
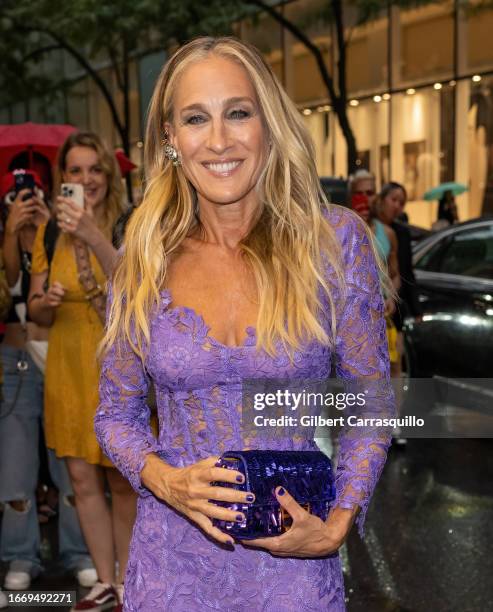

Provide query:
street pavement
left=1, top=438, right=492, bottom=611
left=344, top=438, right=493, bottom=612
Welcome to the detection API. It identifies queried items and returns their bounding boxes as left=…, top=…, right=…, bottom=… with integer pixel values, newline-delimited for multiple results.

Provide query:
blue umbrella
left=423, top=182, right=468, bottom=201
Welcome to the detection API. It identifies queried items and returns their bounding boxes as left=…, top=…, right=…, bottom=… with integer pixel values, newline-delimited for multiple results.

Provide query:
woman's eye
left=228, top=109, right=250, bottom=120
left=186, top=115, right=206, bottom=125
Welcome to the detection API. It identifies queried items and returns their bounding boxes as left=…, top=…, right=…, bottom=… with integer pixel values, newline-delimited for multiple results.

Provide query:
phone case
left=61, top=183, right=84, bottom=208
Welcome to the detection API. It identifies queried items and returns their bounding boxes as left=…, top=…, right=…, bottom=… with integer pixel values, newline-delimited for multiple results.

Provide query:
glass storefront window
left=466, top=4, right=493, bottom=72
left=292, top=45, right=331, bottom=104
left=390, top=88, right=442, bottom=227
left=346, top=17, right=389, bottom=95
left=469, top=76, right=493, bottom=216
left=399, top=3, right=454, bottom=84
left=304, top=109, right=332, bottom=177
left=347, top=98, right=389, bottom=185
left=440, top=84, right=455, bottom=184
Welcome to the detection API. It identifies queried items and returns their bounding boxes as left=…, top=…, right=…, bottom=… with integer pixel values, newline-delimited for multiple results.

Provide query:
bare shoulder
left=383, top=222, right=398, bottom=245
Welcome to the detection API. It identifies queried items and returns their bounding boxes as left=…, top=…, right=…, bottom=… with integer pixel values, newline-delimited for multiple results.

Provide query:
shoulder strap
left=43, top=218, right=60, bottom=268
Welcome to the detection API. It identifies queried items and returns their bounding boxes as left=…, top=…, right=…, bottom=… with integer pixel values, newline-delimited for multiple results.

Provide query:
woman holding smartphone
left=28, top=132, right=133, bottom=612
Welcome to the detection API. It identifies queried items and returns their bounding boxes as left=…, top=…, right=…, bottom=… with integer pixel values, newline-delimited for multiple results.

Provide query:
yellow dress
left=32, top=223, right=112, bottom=466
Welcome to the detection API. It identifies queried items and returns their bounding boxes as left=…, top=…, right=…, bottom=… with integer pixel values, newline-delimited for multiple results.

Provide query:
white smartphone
left=61, top=183, right=84, bottom=208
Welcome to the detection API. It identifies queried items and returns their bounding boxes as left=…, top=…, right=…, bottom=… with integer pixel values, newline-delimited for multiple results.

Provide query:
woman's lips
left=202, top=160, right=243, bottom=177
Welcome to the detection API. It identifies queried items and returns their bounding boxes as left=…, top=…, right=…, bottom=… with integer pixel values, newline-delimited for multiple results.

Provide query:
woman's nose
left=206, top=120, right=230, bottom=154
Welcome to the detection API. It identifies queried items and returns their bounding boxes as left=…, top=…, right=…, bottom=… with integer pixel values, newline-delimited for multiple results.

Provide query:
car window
left=415, top=236, right=451, bottom=271
left=416, top=225, right=493, bottom=279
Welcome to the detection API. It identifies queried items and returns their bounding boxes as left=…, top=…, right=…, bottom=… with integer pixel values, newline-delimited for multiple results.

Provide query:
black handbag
left=212, top=450, right=336, bottom=539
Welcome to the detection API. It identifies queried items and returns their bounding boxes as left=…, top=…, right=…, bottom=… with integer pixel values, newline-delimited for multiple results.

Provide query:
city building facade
left=241, top=0, right=493, bottom=227
left=1, top=1, right=492, bottom=227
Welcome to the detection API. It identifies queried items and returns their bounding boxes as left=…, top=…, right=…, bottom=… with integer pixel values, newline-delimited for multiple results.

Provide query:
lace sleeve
left=94, top=284, right=161, bottom=497
left=332, top=211, right=395, bottom=536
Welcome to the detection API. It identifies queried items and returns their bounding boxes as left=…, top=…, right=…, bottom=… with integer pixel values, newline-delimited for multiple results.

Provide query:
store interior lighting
left=382, top=93, right=391, bottom=100
left=349, top=99, right=359, bottom=106
left=302, top=108, right=312, bottom=115
left=373, top=94, right=382, bottom=102
left=472, top=74, right=482, bottom=82
left=406, top=88, right=416, bottom=95
left=434, top=82, right=443, bottom=90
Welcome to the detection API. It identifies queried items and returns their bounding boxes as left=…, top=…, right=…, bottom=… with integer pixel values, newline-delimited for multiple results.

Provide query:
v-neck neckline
left=160, top=288, right=256, bottom=350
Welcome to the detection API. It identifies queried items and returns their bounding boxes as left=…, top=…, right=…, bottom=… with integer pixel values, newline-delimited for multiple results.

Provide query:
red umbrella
left=115, top=149, right=137, bottom=176
left=0, top=122, right=77, bottom=177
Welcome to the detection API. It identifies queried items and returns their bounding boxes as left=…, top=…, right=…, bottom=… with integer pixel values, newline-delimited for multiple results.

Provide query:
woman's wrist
left=28, top=294, right=55, bottom=325
left=141, top=453, right=176, bottom=498
left=84, top=223, right=104, bottom=250
left=324, top=505, right=359, bottom=546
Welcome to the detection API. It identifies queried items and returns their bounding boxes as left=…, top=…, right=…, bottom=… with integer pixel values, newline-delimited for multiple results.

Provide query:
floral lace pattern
left=95, top=206, right=394, bottom=611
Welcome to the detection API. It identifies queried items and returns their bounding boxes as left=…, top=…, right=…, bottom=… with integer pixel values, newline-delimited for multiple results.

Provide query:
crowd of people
left=348, top=170, right=425, bottom=445
left=0, top=133, right=131, bottom=611
left=0, top=35, right=447, bottom=612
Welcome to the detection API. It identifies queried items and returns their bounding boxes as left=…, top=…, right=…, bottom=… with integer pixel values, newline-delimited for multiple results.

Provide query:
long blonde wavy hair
left=55, top=131, right=125, bottom=237
left=103, top=36, right=353, bottom=359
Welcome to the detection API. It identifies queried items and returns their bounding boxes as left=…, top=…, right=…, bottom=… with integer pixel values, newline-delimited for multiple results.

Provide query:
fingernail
left=246, top=494, right=254, bottom=502
left=277, top=487, right=285, bottom=496
left=236, top=475, right=244, bottom=483
left=236, top=514, right=244, bottom=522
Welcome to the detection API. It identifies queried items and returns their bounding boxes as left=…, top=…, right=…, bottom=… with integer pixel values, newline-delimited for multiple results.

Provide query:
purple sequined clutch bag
left=212, top=450, right=336, bottom=539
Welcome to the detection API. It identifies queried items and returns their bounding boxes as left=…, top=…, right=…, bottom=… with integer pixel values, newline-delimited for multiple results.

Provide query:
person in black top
left=375, top=182, right=422, bottom=446
left=376, top=182, right=422, bottom=329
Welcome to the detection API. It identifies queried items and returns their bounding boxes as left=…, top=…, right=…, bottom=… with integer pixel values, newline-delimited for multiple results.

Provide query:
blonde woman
left=28, top=133, right=133, bottom=611
left=95, top=38, right=394, bottom=610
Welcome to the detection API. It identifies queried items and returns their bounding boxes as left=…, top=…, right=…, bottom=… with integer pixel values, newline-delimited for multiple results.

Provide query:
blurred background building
left=1, top=0, right=492, bottom=227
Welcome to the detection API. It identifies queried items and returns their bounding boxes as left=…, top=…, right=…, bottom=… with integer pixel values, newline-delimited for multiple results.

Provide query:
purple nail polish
left=236, top=475, right=244, bottom=483
left=236, top=514, right=244, bottom=522
left=246, top=494, right=254, bottom=502
left=278, top=487, right=285, bottom=496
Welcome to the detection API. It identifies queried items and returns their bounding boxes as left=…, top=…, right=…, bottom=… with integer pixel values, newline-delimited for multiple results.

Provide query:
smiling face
left=63, top=146, right=108, bottom=209
left=166, top=55, right=268, bottom=211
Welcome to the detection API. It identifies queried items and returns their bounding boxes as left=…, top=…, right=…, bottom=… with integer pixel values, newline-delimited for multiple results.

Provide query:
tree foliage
left=0, top=0, right=245, bottom=143
left=0, top=0, right=478, bottom=176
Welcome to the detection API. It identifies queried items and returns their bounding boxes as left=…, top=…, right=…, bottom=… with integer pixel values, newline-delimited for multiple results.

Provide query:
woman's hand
left=31, top=196, right=51, bottom=227
left=242, top=487, right=354, bottom=558
left=42, top=281, right=65, bottom=309
left=141, top=454, right=255, bottom=546
left=5, top=189, right=36, bottom=234
left=56, top=196, right=97, bottom=243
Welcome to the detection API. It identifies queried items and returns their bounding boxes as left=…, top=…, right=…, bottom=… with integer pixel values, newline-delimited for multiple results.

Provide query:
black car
left=403, top=218, right=493, bottom=379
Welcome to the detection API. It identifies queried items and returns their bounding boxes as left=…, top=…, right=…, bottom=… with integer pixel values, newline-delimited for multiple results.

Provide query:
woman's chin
left=85, top=197, right=104, bottom=209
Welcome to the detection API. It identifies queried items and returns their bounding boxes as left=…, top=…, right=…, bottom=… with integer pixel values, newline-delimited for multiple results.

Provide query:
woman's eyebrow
left=180, top=97, right=255, bottom=113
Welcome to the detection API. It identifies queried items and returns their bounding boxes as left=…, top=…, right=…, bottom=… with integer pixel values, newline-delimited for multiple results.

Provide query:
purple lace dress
left=95, top=207, right=394, bottom=611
